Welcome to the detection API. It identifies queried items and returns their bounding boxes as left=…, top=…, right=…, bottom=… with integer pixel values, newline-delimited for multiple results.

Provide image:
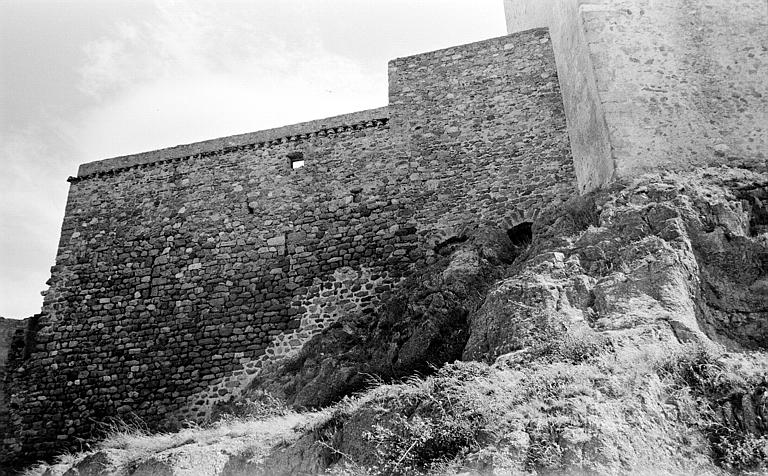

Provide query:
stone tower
left=505, top=0, right=767, bottom=192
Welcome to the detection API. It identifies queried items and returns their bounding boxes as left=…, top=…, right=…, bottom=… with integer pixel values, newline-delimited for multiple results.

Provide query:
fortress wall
left=3, top=28, right=577, bottom=464
left=505, top=0, right=768, bottom=186
left=388, top=29, right=575, bottom=229
left=8, top=121, right=406, bottom=460
left=0, top=318, right=26, bottom=461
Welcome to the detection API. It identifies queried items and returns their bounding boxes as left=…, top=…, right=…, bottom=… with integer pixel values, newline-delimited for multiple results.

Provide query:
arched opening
left=507, top=221, right=533, bottom=248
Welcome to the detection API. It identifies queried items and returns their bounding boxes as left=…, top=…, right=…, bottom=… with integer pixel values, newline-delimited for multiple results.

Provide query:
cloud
left=78, top=1, right=309, bottom=98
left=79, top=36, right=131, bottom=98
left=73, top=0, right=387, bottom=161
left=0, top=126, right=70, bottom=318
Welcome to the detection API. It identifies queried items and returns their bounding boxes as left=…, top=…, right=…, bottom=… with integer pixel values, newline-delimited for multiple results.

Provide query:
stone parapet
left=76, top=107, right=391, bottom=178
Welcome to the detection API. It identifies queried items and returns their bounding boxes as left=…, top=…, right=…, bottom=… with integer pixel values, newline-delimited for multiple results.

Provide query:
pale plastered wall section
left=505, top=0, right=614, bottom=193
left=505, top=0, right=768, bottom=185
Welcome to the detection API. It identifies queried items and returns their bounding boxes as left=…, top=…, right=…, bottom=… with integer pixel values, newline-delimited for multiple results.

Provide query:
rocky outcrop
left=250, top=168, right=768, bottom=411
left=245, top=227, right=519, bottom=409
left=464, top=169, right=767, bottom=362
left=241, top=167, right=768, bottom=474
left=461, top=251, right=596, bottom=362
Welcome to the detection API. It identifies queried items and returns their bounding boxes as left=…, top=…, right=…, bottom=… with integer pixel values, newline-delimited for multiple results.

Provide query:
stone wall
left=388, top=33, right=574, bottom=226
left=504, top=0, right=768, bottom=189
left=0, top=317, right=26, bottom=470
left=582, top=0, right=767, bottom=176
left=2, top=28, right=577, bottom=466
left=504, top=0, right=615, bottom=193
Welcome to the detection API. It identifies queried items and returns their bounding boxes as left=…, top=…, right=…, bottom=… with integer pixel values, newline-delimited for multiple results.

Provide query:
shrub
left=209, top=391, right=289, bottom=423
left=323, top=364, right=493, bottom=475
left=709, top=425, right=768, bottom=473
left=552, top=329, right=613, bottom=364
left=563, top=195, right=600, bottom=231
left=524, top=421, right=565, bottom=471
left=655, top=344, right=768, bottom=473
left=364, top=412, right=480, bottom=476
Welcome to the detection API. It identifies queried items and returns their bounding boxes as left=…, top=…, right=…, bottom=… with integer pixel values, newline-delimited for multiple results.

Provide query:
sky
left=0, top=0, right=507, bottom=319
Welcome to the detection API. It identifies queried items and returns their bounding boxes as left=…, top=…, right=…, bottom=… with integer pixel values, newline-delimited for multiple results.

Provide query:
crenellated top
left=71, top=107, right=390, bottom=182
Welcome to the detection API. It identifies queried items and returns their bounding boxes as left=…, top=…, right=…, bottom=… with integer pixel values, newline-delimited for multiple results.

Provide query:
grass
left=654, top=346, right=768, bottom=474
left=21, top=453, right=79, bottom=476
left=22, top=340, right=766, bottom=476
left=319, top=341, right=765, bottom=475
left=208, top=389, right=291, bottom=423
left=21, top=408, right=315, bottom=476
left=563, top=194, right=601, bottom=232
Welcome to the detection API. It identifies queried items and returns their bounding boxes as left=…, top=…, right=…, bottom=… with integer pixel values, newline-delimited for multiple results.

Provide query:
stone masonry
left=0, top=317, right=26, bottom=468
left=1, top=28, right=577, bottom=466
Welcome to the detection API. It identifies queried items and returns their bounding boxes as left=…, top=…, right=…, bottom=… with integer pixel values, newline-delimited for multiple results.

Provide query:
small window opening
left=507, top=222, right=533, bottom=248
left=287, top=151, right=305, bottom=170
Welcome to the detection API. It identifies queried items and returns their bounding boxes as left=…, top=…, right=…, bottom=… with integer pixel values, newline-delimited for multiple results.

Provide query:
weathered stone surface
left=128, top=457, right=174, bottom=476
left=61, top=450, right=119, bottom=476
left=465, top=168, right=768, bottom=364
left=463, top=252, right=595, bottom=362
left=505, top=0, right=768, bottom=189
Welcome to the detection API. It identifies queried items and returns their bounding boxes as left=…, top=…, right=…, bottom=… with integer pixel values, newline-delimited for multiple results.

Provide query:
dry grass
left=22, top=341, right=766, bottom=476
left=320, top=341, right=765, bottom=475
left=21, top=453, right=78, bottom=476
left=21, top=410, right=319, bottom=476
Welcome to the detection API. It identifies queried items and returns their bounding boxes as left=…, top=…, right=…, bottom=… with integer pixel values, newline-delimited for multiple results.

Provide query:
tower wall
left=505, top=0, right=768, bottom=189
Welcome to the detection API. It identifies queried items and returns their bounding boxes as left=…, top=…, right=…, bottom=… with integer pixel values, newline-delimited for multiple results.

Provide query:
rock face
left=238, top=167, right=767, bottom=474
left=60, top=450, right=119, bottom=476
left=253, top=168, right=768, bottom=409
left=462, top=251, right=596, bottom=362
left=465, top=168, right=768, bottom=361
left=247, top=227, right=519, bottom=408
